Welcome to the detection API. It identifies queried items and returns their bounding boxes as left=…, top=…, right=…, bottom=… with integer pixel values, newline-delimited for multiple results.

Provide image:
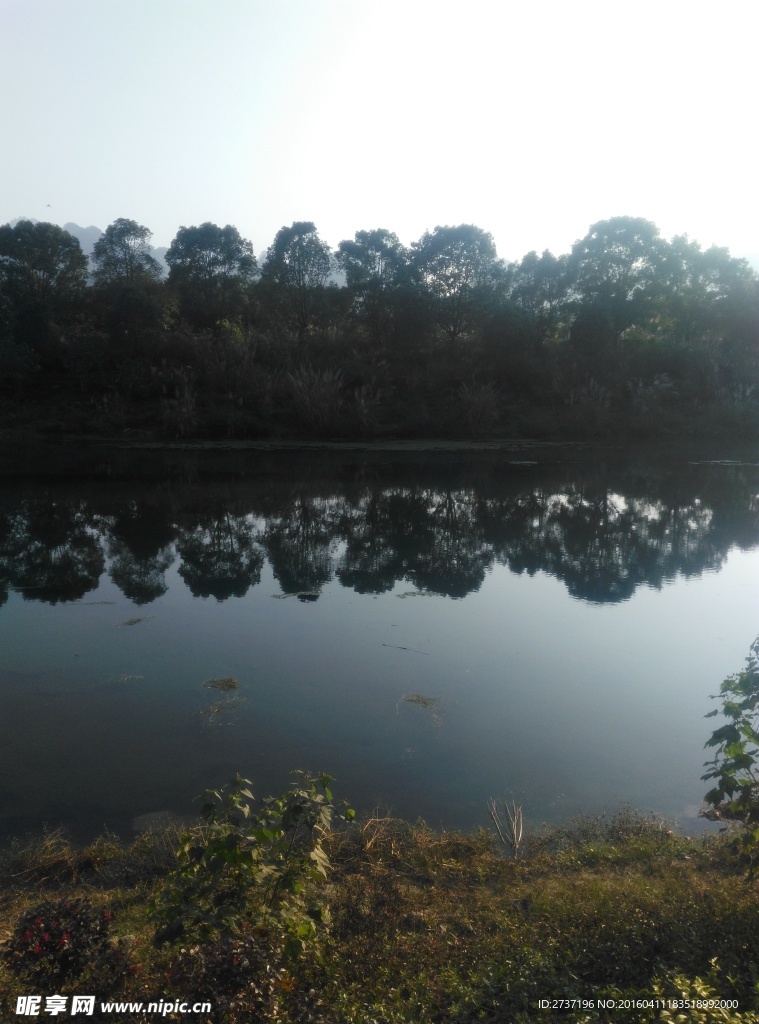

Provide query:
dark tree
left=261, top=221, right=332, bottom=338
left=0, top=221, right=88, bottom=372
left=411, top=224, right=501, bottom=342
left=566, top=217, right=665, bottom=357
left=336, top=228, right=408, bottom=342
left=166, top=223, right=257, bottom=327
left=657, top=236, right=756, bottom=343
left=91, top=218, right=162, bottom=285
left=0, top=220, right=87, bottom=306
left=505, top=249, right=569, bottom=341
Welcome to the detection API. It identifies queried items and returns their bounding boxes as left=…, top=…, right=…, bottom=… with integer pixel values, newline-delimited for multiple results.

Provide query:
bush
left=153, top=772, right=353, bottom=957
left=2, top=898, right=129, bottom=990
left=167, top=929, right=296, bottom=1023
left=702, top=636, right=759, bottom=871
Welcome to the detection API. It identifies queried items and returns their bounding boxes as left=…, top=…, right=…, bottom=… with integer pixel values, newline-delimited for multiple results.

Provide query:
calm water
left=1, top=442, right=758, bottom=843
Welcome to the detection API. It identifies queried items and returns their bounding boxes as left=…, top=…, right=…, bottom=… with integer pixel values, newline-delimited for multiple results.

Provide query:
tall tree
left=505, top=249, right=569, bottom=341
left=336, top=228, right=408, bottom=342
left=566, top=216, right=664, bottom=352
left=654, top=236, right=759, bottom=392
left=0, top=220, right=87, bottom=306
left=261, top=221, right=332, bottom=338
left=90, top=218, right=165, bottom=341
left=657, top=236, right=756, bottom=334
left=91, top=218, right=162, bottom=285
left=410, top=224, right=500, bottom=342
left=166, top=222, right=257, bottom=327
left=0, top=221, right=88, bottom=365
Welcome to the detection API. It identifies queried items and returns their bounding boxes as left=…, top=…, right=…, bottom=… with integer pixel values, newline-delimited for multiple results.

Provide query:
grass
left=1, top=811, right=758, bottom=1023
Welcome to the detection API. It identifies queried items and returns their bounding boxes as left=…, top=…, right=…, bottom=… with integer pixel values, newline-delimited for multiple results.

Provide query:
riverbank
left=1, top=810, right=758, bottom=1023
left=2, top=419, right=758, bottom=484
left=2, top=384, right=759, bottom=456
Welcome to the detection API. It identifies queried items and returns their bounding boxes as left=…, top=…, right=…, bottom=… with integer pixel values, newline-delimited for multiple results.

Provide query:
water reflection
left=177, top=510, right=264, bottom=600
left=108, top=500, right=176, bottom=604
left=1, top=450, right=757, bottom=607
left=2, top=446, right=759, bottom=841
left=0, top=499, right=105, bottom=604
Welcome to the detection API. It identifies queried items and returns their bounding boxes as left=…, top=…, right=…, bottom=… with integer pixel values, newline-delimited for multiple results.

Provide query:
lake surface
left=1, top=441, right=758, bottom=844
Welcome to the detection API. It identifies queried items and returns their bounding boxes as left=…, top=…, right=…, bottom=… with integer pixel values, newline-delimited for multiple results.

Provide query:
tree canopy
left=0, top=220, right=87, bottom=305
left=166, top=222, right=256, bottom=327
left=261, top=221, right=333, bottom=337
left=337, top=229, right=408, bottom=291
left=91, top=218, right=163, bottom=286
left=411, top=224, right=501, bottom=341
left=336, top=229, right=408, bottom=340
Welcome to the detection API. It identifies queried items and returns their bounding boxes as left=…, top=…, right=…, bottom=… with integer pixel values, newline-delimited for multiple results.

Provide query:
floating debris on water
left=396, top=692, right=446, bottom=726
left=396, top=590, right=436, bottom=599
left=399, top=693, right=439, bottom=710
left=381, top=638, right=430, bottom=655
left=121, top=617, right=146, bottom=627
left=271, top=592, right=320, bottom=601
left=689, top=460, right=759, bottom=466
left=200, top=694, right=246, bottom=725
left=203, top=676, right=239, bottom=692
left=113, top=673, right=144, bottom=683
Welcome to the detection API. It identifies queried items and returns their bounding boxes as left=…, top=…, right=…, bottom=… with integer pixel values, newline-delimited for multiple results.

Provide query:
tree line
left=1, top=215, right=757, bottom=439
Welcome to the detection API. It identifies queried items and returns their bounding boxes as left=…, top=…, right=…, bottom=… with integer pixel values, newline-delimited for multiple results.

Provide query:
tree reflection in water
left=177, top=510, right=264, bottom=601
left=0, top=452, right=757, bottom=607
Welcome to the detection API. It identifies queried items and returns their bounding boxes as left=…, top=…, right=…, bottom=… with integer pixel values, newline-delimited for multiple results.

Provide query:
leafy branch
left=702, top=636, right=759, bottom=870
left=153, top=771, right=354, bottom=957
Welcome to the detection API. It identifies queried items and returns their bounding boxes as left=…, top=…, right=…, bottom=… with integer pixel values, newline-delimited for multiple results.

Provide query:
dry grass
left=1, top=812, right=758, bottom=1023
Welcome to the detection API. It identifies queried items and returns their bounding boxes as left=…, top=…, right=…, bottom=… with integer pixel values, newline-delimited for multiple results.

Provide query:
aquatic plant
left=199, top=694, right=246, bottom=726
left=398, top=693, right=439, bottom=710
left=203, top=676, right=239, bottom=692
left=397, top=692, right=445, bottom=726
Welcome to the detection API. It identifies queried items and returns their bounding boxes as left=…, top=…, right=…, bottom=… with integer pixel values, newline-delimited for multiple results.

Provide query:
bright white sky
left=2, top=0, right=757, bottom=263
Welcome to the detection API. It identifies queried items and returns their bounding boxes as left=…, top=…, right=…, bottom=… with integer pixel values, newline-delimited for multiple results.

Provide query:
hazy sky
left=2, top=0, right=757, bottom=262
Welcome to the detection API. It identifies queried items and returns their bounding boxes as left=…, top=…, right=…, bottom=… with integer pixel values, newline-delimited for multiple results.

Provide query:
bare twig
left=488, top=798, right=524, bottom=859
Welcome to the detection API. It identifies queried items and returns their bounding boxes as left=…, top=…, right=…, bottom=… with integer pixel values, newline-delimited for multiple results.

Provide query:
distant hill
left=63, top=222, right=103, bottom=256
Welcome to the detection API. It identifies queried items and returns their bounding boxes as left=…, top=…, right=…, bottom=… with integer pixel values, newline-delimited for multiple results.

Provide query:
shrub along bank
left=1, top=793, right=758, bottom=1024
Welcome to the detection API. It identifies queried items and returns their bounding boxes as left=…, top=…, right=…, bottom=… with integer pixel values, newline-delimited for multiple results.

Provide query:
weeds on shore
left=1, top=799, right=758, bottom=1022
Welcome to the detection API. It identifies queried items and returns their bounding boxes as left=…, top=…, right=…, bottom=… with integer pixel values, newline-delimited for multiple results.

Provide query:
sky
left=1, top=0, right=757, bottom=264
